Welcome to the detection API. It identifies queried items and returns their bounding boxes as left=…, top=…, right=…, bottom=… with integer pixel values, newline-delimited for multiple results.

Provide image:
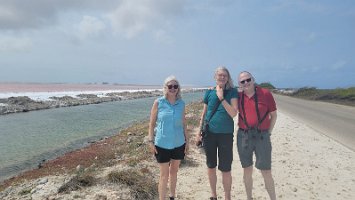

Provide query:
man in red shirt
left=237, top=71, right=277, bottom=200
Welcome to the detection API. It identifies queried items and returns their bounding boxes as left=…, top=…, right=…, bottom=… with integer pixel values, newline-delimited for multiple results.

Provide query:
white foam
left=0, top=89, right=163, bottom=101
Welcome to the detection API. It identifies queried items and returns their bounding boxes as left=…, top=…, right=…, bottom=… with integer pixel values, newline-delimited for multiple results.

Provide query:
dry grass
left=58, top=174, right=96, bottom=193
left=107, top=169, right=157, bottom=199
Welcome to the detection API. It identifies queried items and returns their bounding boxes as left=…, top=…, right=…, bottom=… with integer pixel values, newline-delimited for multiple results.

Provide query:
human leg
left=222, top=171, right=232, bottom=200
left=243, top=166, right=253, bottom=200
left=255, top=132, right=275, bottom=199
left=237, top=130, right=255, bottom=200
left=169, top=144, right=185, bottom=198
left=261, top=170, right=276, bottom=200
left=208, top=167, right=217, bottom=198
left=204, top=133, right=218, bottom=198
left=158, top=162, right=170, bottom=200
left=169, top=159, right=181, bottom=198
left=217, top=133, right=233, bottom=200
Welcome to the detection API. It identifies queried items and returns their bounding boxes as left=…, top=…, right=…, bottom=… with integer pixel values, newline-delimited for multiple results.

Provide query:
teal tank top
left=155, top=96, right=185, bottom=149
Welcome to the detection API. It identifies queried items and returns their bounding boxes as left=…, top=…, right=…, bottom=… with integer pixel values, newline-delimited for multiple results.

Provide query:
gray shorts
left=236, top=128, right=272, bottom=170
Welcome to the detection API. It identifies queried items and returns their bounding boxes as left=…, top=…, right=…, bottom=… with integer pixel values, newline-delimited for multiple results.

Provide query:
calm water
left=0, top=92, right=203, bottom=182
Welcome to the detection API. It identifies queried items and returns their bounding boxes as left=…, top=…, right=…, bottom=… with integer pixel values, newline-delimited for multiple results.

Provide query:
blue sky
left=0, top=0, right=354, bottom=89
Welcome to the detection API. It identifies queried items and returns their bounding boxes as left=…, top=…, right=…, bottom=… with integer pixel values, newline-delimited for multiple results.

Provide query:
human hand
left=195, top=133, right=203, bottom=147
left=216, top=85, right=224, bottom=100
left=185, top=143, right=189, bottom=154
left=149, top=143, right=157, bottom=154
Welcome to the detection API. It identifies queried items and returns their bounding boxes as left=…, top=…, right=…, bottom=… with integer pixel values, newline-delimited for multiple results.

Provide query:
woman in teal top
left=197, top=66, right=238, bottom=200
left=148, top=76, right=188, bottom=200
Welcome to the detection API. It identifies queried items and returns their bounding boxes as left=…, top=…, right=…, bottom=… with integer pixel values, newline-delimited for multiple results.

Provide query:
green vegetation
left=18, top=188, right=32, bottom=195
left=277, top=87, right=355, bottom=107
left=258, top=82, right=276, bottom=90
left=256, top=81, right=355, bottom=107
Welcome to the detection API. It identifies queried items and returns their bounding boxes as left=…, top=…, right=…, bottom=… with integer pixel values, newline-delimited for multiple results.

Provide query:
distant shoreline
left=0, top=83, right=206, bottom=115
left=0, top=82, right=163, bottom=93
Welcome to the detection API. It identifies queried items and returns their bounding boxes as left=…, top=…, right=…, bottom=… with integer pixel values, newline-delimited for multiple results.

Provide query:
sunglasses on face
left=240, top=78, right=252, bottom=84
left=167, top=85, right=179, bottom=89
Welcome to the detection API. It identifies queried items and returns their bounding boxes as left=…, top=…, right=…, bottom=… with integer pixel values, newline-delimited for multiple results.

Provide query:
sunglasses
left=167, top=85, right=179, bottom=89
left=240, top=78, right=252, bottom=84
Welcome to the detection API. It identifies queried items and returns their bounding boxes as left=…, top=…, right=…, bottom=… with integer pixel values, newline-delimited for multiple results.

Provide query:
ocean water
left=0, top=92, right=203, bottom=182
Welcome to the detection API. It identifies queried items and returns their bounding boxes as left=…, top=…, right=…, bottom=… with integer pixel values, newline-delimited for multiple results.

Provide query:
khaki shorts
left=236, top=128, right=272, bottom=170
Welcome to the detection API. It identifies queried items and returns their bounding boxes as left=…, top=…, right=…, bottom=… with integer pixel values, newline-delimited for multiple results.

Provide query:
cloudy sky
left=0, top=0, right=354, bottom=88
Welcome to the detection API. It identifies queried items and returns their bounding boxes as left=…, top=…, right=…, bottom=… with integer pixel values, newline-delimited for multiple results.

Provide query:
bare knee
left=170, top=160, right=181, bottom=173
left=243, top=166, right=253, bottom=178
left=260, top=169, right=273, bottom=179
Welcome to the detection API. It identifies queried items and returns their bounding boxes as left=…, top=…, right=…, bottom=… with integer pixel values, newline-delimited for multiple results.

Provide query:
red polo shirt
left=238, top=86, right=277, bottom=130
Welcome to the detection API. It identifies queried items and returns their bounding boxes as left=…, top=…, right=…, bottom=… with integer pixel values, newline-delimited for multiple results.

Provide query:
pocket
left=237, top=131, right=246, bottom=150
left=240, top=133, right=249, bottom=149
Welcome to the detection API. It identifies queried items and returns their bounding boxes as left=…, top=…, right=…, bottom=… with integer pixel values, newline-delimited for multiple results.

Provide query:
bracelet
left=148, top=140, right=154, bottom=143
left=220, top=98, right=225, bottom=102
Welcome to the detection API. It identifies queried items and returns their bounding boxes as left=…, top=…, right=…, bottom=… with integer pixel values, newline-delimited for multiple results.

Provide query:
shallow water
left=0, top=92, right=203, bottom=182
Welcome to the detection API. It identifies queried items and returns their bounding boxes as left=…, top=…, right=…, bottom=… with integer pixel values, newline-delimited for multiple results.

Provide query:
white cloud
left=154, top=30, right=173, bottom=44
left=306, top=32, right=317, bottom=42
left=331, top=60, right=347, bottom=70
left=270, top=0, right=328, bottom=13
left=0, top=36, right=32, bottom=52
left=0, top=0, right=117, bottom=31
left=0, top=0, right=192, bottom=40
left=107, top=1, right=153, bottom=38
left=106, top=0, right=185, bottom=38
left=77, top=16, right=106, bottom=40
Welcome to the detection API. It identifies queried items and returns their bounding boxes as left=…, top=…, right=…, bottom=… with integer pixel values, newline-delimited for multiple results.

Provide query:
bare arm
left=148, top=100, right=158, bottom=153
left=216, top=85, right=238, bottom=118
left=148, top=100, right=158, bottom=140
left=220, top=97, right=238, bottom=118
left=183, top=106, right=189, bottom=153
left=268, top=111, right=277, bottom=134
left=196, top=104, right=208, bottom=143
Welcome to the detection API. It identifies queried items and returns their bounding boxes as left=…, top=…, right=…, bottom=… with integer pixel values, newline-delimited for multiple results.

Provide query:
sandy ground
left=1, top=111, right=354, bottom=199
left=176, top=111, right=355, bottom=200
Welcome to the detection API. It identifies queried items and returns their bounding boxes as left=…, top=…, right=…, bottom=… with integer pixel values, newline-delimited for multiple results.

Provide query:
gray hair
left=238, top=71, right=255, bottom=82
left=214, top=66, right=234, bottom=89
left=163, top=75, right=182, bottom=99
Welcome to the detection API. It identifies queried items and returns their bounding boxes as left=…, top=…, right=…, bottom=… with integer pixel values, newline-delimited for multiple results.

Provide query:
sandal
left=169, top=197, right=175, bottom=200
left=210, top=197, right=217, bottom=200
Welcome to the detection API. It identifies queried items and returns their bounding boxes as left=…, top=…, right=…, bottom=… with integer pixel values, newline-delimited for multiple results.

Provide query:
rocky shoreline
left=0, top=88, right=205, bottom=115
left=0, top=90, right=161, bottom=115
left=0, top=101, right=204, bottom=199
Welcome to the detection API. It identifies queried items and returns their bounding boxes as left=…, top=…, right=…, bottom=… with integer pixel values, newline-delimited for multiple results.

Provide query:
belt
left=239, top=128, right=268, bottom=133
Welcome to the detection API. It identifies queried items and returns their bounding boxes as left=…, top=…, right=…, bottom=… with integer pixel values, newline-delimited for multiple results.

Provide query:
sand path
left=1, top=111, right=354, bottom=200
left=176, top=111, right=355, bottom=200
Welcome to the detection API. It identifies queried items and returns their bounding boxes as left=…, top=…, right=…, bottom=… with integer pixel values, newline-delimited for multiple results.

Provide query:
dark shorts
left=155, top=144, right=186, bottom=163
left=203, top=132, right=234, bottom=172
left=236, top=129, right=272, bottom=170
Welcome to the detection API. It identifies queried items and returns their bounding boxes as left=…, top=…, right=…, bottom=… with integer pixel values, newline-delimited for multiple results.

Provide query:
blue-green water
left=0, top=92, right=203, bottom=182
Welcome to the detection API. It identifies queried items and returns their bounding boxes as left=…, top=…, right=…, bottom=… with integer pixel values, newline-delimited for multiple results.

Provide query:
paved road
left=274, top=94, right=355, bottom=151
